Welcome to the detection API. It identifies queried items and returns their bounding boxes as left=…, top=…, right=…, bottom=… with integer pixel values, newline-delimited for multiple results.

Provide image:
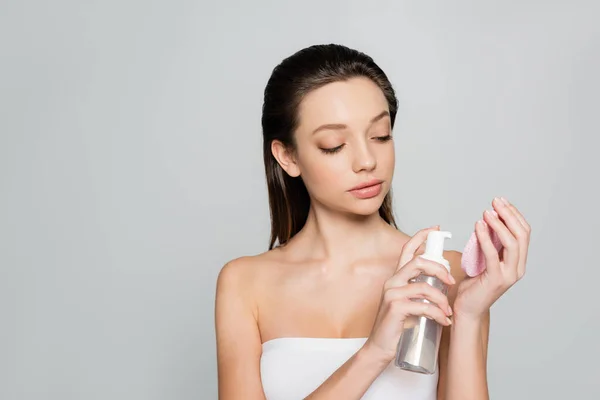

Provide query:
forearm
left=304, top=343, right=390, bottom=400
left=445, top=314, right=489, bottom=400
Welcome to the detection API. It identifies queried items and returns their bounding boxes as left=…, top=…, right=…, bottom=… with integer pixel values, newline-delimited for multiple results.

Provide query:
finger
left=390, top=299, right=452, bottom=326
left=405, top=282, right=452, bottom=315
left=415, top=242, right=427, bottom=257
left=383, top=283, right=452, bottom=316
left=397, top=226, right=440, bottom=270
left=483, top=209, right=520, bottom=277
left=501, top=197, right=531, bottom=234
left=388, top=256, right=454, bottom=288
left=475, top=219, right=501, bottom=277
left=497, top=197, right=530, bottom=278
left=492, top=197, right=528, bottom=243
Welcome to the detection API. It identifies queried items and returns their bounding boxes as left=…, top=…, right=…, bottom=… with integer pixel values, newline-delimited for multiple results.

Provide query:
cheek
left=376, top=144, right=395, bottom=171
left=297, top=152, right=348, bottom=191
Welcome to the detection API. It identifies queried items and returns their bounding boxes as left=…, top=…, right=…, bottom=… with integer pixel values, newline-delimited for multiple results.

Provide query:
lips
left=349, top=179, right=384, bottom=191
left=348, top=179, right=384, bottom=199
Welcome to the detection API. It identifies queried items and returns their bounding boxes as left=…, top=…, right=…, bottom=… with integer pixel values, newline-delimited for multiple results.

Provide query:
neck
left=291, top=202, right=394, bottom=263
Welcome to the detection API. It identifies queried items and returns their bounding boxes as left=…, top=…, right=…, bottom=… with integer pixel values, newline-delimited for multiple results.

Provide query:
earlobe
left=271, top=140, right=301, bottom=177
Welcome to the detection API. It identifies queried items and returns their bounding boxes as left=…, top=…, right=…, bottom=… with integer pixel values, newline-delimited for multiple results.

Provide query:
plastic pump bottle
left=395, top=230, right=452, bottom=374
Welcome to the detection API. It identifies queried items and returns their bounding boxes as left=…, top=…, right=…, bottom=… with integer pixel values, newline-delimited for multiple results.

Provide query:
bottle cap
left=421, top=230, right=452, bottom=271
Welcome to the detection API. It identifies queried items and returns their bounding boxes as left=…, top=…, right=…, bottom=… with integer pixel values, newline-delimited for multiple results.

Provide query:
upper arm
left=215, top=258, right=266, bottom=400
left=436, top=250, right=491, bottom=399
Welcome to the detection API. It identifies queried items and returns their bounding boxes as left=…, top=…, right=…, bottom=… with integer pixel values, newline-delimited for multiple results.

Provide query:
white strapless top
left=260, top=337, right=438, bottom=399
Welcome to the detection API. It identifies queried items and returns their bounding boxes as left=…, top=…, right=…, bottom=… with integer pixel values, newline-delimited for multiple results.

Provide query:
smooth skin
left=215, top=77, right=531, bottom=400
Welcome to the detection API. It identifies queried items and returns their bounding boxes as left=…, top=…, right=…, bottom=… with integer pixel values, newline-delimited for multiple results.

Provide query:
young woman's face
left=286, top=77, right=395, bottom=217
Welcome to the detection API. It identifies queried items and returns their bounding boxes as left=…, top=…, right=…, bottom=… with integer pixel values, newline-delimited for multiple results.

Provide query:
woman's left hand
left=453, top=197, right=531, bottom=321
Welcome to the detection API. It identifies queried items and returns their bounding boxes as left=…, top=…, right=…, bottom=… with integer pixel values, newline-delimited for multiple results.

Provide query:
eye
left=374, top=134, right=392, bottom=142
left=320, top=144, right=345, bottom=154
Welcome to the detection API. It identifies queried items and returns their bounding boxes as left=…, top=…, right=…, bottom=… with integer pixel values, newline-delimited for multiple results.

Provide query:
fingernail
left=447, top=305, right=453, bottom=315
left=446, top=317, right=453, bottom=325
left=485, top=210, right=495, bottom=217
left=500, top=197, right=509, bottom=205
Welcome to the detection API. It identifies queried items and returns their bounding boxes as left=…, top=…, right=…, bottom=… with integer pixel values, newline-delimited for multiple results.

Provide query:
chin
left=346, top=200, right=385, bottom=217
left=340, top=192, right=387, bottom=216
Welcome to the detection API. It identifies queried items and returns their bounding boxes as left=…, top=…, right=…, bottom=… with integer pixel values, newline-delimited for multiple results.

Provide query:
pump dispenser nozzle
left=421, top=231, right=452, bottom=272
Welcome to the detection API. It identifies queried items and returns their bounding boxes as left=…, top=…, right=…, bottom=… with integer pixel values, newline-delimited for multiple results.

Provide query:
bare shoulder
left=217, top=255, right=261, bottom=289
left=217, top=250, right=282, bottom=284
left=215, top=251, right=280, bottom=398
left=216, top=249, right=285, bottom=308
left=215, top=256, right=261, bottom=333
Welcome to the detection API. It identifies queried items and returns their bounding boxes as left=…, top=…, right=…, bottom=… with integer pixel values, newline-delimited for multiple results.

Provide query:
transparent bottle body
left=394, top=274, right=448, bottom=374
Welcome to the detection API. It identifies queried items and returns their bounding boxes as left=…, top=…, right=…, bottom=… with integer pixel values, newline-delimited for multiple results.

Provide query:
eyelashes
left=374, top=134, right=393, bottom=143
left=319, top=135, right=393, bottom=155
left=320, top=144, right=344, bottom=154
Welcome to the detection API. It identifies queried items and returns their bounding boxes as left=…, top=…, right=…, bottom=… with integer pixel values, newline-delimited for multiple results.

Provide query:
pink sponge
left=461, top=211, right=504, bottom=277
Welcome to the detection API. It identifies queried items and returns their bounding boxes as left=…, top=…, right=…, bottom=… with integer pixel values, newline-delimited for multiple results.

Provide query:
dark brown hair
left=262, top=44, right=398, bottom=249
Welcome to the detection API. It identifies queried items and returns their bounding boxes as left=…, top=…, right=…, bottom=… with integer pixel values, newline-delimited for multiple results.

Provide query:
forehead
left=296, top=77, right=389, bottom=132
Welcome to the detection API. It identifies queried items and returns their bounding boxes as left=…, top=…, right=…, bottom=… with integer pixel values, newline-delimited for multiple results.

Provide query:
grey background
left=2, top=0, right=598, bottom=399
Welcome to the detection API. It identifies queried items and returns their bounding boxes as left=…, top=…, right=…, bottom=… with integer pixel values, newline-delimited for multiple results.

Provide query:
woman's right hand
left=363, top=226, right=456, bottom=362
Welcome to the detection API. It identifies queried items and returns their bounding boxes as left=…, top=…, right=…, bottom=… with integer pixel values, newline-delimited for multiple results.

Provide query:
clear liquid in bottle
left=394, top=274, right=448, bottom=374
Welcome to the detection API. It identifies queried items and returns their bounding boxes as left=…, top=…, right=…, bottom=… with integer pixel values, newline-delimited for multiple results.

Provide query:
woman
left=215, top=44, right=530, bottom=399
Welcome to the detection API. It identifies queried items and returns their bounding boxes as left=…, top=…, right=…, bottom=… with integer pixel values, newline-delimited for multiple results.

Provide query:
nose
left=352, top=141, right=377, bottom=173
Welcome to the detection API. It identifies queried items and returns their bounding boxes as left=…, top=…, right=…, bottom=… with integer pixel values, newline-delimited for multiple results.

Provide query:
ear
left=271, top=140, right=301, bottom=177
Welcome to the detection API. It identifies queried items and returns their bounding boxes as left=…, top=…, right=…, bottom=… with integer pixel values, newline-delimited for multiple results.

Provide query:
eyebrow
left=311, top=110, right=390, bottom=135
